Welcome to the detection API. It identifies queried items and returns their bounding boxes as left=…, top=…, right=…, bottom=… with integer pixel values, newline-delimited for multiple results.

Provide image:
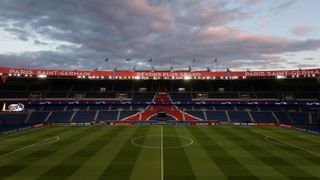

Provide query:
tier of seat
left=1, top=108, right=318, bottom=125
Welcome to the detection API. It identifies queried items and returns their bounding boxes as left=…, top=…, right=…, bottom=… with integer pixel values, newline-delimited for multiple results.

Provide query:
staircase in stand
left=122, top=85, right=202, bottom=121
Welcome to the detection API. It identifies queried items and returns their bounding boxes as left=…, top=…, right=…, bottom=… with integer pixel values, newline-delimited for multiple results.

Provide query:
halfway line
left=160, top=126, right=164, bottom=180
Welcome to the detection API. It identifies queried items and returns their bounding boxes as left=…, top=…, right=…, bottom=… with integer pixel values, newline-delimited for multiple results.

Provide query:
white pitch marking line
left=252, top=130, right=320, bottom=157
left=0, top=136, right=59, bottom=159
left=264, top=136, right=290, bottom=147
left=298, top=135, right=320, bottom=143
left=161, top=126, right=164, bottom=180
left=0, top=135, right=26, bottom=144
left=0, top=130, right=72, bottom=159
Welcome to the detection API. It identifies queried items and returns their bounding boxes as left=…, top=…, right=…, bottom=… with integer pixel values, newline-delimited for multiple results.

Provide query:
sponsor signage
left=277, top=124, right=293, bottom=129
left=111, top=122, right=132, bottom=126
left=192, top=122, right=209, bottom=126
left=1, top=125, right=32, bottom=135
left=7, top=103, right=24, bottom=111
left=12, top=100, right=319, bottom=106
left=175, top=122, right=192, bottom=126
left=32, top=123, right=44, bottom=128
left=1, top=67, right=319, bottom=78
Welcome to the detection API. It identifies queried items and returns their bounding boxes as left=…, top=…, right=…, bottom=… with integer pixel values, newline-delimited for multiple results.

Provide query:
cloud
left=271, top=0, right=297, bottom=12
left=304, top=57, right=314, bottom=61
left=239, top=0, right=264, bottom=5
left=291, top=26, right=313, bottom=36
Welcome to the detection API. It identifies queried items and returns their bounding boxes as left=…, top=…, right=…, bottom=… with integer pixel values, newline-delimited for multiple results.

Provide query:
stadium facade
left=0, top=67, right=319, bottom=134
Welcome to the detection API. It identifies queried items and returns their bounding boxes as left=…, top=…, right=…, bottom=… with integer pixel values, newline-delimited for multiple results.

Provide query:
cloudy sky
left=0, top=0, right=319, bottom=71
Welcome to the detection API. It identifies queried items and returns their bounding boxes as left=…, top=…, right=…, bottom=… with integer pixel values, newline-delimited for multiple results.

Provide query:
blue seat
left=273, top=112, right=291, bottom=124
left=186, top=111, right=205, bottom=120
left=47, top=111, right=73, bottom=123
left=251, top=112, right=276, bottom=123
left=72, top=111, right=96, bottom=123
left=28, top=111, right=50, bottom=124
left=228, top=111, right=252, bottom=122
left=206, top=111, right=228, bottom=121
left=0, top=113, right=28, bottom=125
left=119, top=111, right=139, bottom=120
left=170, top=93, right=192, bottom=102
left=215, top=106, right=235, bottom=111
left=288, top=112, right=309, bottom=125
left=96, top=111, right=118, bottom=122
left=311, top=113, right=319, bottom=125
left=132, top=93, right=155, bottom=102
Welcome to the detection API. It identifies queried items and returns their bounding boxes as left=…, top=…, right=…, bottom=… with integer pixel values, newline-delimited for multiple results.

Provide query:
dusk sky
left=0, top=0, right=319, bottom=71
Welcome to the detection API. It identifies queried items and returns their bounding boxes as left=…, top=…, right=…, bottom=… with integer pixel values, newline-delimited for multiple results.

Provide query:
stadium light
left=276, top=75, right=285, bottom=79
left=184, top=76, right=191, bottom=80
left=37, top=74, right=47, bottom=78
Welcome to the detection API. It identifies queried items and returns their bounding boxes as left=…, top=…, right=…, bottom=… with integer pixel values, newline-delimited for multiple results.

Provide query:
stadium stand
left=72, top=111, right=96, bottom=123
left=288, top=112, right=310, bottom=125
left=96, top=111, right=119, bottom=122
left=28, top=111, right=50, bottom=124
left=228, top=111, right=252, bottom=122
left=0, top=68, right=319, bottom=127
left=206, top=111, right=228, bottom=121
left=0, top=113, right=28, bottom=125
left=251, top=112, right=277, bottom=123
left=47, top=111, right=74, bottom=123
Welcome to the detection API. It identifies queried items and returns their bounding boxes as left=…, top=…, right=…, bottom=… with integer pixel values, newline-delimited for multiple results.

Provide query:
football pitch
left=0, top=126, right=319, bottom=180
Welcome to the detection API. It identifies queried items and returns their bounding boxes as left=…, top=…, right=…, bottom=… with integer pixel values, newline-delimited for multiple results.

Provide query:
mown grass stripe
left=236, top=126, right=320, bottom=177
left=215, top=126, right=315, bottom=179
left=244, top=127, right=320, bottom=166
left=129, top=126, right=162, bottom=180
left=0, top=127, right=94, bottom=179
left=274, top=127, right=320, bottom=145
left=163, top=126, right=196, bottom=180
left=256, top=126, right=320, bottom=149
left=0, top=126, right=52, bottom=139
left=98, top=126, right=150, bottom=180
left=178, top=126, right=228, bottom=179
left=0, top=126, right=70, bottom=160
left=187, top=126, right=258, bottom=180
left=68, top=126, right=137, bottom=179
left=36, top=127, right=126, bottom=179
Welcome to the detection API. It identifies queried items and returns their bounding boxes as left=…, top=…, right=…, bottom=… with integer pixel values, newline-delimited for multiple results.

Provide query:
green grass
left=0, top=125, right=319, bottom=180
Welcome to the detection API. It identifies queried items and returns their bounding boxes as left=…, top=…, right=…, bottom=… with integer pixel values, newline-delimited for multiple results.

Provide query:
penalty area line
left=252, top=130, right=320, bottom=157
left=0, top=130, right=71, bottom=159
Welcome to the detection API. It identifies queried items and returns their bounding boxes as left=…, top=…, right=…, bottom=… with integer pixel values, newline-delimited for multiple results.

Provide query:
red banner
left=277, top=124, right=293, bottom=129
left=111, top=122, right=132, bottom=126
left=241, top=69, right=320, bottom=77
left=0, top=67, right=319, bottom=78
left=0, top=67, right=113, bottom=77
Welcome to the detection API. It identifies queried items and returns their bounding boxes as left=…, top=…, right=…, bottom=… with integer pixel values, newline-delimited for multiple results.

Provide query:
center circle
left=131, top=135, right=193, bottom=149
